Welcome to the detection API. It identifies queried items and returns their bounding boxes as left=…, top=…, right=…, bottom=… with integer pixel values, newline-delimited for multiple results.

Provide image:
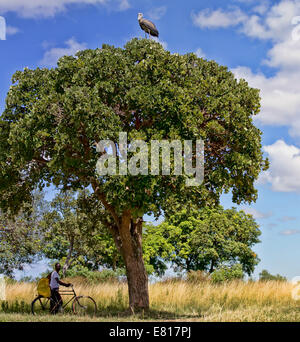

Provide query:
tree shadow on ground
left=95, top=306, right=203, bottom=320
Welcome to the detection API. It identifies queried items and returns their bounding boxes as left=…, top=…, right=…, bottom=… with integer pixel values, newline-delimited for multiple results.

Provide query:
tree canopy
left=158, top=206, right=261, bottom=275
left=0, top=39, right=268, bottom=215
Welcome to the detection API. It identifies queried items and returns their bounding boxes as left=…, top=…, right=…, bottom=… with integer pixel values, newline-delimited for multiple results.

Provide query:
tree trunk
left=92, top=183, right=149, bottom=312
left=118, top=211, right=149, bottom=312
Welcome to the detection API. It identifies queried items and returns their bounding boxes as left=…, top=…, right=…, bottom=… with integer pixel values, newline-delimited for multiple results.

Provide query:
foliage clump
left=259, top=270, right=287, bottom=282
left=211, top=264, right=244, bottom=283
left=186, top=270, right=211, bottom=283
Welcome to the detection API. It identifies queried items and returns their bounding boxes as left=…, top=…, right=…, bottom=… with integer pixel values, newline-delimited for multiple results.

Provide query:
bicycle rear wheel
left=72, top=296, right=97, bottom=316
left=31, top=295, right=54, bottom=315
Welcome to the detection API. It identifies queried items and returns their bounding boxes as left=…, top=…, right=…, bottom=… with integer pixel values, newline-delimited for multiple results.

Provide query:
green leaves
left=0, top=38, right=267, bottom=224
left=0, top=190, right=48, bottom=276
left=160, top=206, right=261, bottom=276
left=39, top=190, right=122, bottom=271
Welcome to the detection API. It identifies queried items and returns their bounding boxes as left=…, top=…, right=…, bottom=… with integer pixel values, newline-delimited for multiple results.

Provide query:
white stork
left=138, top=13, right=159, bottom=39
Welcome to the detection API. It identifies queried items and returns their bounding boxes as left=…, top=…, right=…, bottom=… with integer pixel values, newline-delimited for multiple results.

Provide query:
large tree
left=0, top=38, right=268, bottom=310
left=158, top=206, right=261, bottom=275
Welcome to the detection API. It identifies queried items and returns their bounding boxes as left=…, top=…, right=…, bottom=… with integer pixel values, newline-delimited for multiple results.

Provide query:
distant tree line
left=0, top=190, right=261, bottom=279
left=258, top=270, right=287, bottom=282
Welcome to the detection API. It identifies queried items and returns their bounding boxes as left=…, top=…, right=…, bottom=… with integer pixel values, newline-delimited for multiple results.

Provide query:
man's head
left=55, top=263, right=61, bottom=272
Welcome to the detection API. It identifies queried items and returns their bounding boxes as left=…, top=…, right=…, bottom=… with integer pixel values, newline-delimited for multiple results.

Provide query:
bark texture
left=93, top=183, right=149, bottom=311
left=118, top=211, right=149, bottom=311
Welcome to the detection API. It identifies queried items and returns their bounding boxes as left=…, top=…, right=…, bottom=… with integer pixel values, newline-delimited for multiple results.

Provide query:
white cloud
left=40, top=38, right=87, bottom=67
left=0, top=0, right=132, bottom=18
left=252, top=1, right=270, bottom=15
left=280, top=229, right=300, bottom=235
left=241, top=207, right=272, bottom=219
left=0, top=17, right=5, bottom=40
left=259, top=140, right=300, bottom=192
left=118, top=0, right=130, bottom=11
left=147, top=6, right=167, bottom=21
left=232, top=66, right=300, bottom=130
left=195, top=47, right=206, bottom=59
left=240, top=14, right=271, bottom=39
left=234, top=1, right=300, bottom=41
left=6, top=25, right=20, bottom=35
left=192, top=1, right=300, bottom=138
left=264, top=39, right=300, bottom=70
left=279, top=216, right=297, bottom=222
left=192, top=1, right=300, bottom=40
left=192, top=8, right=247, bottom=28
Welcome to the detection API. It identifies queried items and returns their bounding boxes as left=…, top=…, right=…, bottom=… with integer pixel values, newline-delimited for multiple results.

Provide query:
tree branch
left=91, top=179, right=121, bottom=229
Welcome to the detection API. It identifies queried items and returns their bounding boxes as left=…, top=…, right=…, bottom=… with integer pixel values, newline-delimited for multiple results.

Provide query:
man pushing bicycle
left=49, top=263, right=72, bottom=314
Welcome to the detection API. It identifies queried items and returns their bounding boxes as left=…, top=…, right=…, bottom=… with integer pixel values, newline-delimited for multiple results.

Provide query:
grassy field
left=1, top=278, right=300, bottom=322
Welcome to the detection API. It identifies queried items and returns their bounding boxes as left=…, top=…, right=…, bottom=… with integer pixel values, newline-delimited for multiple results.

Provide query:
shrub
left=186, top=270, right=211, bottom=283
left=0, top=300, right=30, bottom=313
left=3, top=276, right=17, bottom=285
left=65, top=266, right=126, bottom=283
left=158, top=275, right=184, bottom=285
left=211, top=264, right=244, bottom=284
left=19, top=276, right=34, bottom=283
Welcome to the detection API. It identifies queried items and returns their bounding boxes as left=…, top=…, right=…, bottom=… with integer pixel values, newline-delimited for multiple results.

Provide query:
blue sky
left=1, top=0, right=300, bottom=280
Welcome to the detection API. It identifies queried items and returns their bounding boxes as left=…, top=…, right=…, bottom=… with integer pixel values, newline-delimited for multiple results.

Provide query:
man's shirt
left=50, top=271, right=60, bottom=290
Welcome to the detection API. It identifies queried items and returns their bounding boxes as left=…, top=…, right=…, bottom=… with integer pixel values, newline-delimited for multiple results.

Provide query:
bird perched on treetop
left=138, top=13, right=159, bottom=39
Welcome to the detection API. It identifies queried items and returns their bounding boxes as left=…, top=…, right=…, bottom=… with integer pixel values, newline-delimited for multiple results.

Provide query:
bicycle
left=31, top=285, right=97, bottom=316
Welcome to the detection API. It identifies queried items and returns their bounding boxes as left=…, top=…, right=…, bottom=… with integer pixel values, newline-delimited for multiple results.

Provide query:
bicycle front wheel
left=72, top=296, right=97, bottom=316
left=31, top=295, right=54, bottom=315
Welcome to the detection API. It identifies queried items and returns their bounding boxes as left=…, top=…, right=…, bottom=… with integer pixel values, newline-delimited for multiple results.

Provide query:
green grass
left=1, top=305, right=300, bottom=322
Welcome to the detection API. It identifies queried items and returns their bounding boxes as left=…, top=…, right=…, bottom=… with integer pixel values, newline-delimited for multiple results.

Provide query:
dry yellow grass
left=2, top=279, right=300, bottom=321
left=150, top=280, right=294, bottom=308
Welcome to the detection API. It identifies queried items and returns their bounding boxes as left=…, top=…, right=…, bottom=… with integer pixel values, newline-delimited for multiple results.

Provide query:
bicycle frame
left=50, top=286, right=77, bottom=313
